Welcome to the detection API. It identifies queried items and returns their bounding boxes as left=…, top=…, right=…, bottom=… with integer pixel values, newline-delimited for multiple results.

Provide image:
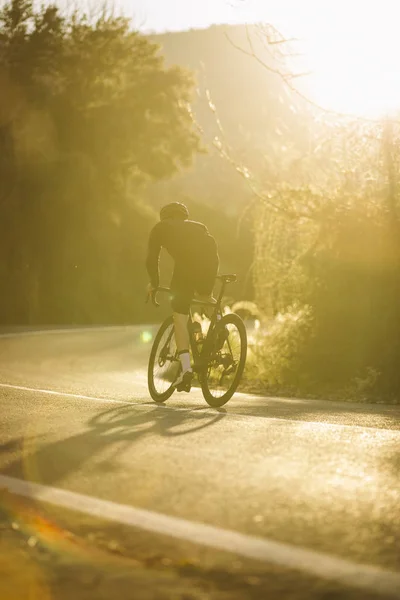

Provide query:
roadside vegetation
left=246, top=119, right=400, bottom=404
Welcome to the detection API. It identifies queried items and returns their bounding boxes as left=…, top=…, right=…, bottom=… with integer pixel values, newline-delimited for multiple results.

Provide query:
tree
left=0, top=0, right=201, bottom=323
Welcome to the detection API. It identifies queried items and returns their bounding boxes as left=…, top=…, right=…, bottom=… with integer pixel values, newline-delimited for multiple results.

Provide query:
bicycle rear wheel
left=201, top=313, right=247, bottom=408
left=148, top=316, right=180, bottom=403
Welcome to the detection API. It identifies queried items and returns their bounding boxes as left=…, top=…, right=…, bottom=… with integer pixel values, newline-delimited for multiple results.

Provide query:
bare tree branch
left=225, top=23, right=400, bottom=125
left=190, top=66, right=319, bottom=222
left=224, top=29, right=292, bottom=83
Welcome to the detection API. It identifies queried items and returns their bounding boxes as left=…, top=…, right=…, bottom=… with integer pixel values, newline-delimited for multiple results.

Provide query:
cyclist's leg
left=174, top=313, right=190, bottom=353
left=170, top=268, right=192, bottom=351
left=194, top=260, right=218, bottom=319
left=170, top=269, right=194, bottom=391
left=196, top=264, right=228, bottom=349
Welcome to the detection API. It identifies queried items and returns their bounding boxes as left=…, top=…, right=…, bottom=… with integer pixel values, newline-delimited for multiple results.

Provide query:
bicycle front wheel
left=201, top=313, right=247, bottom=408
left=148, top=316, right=180, bottom=403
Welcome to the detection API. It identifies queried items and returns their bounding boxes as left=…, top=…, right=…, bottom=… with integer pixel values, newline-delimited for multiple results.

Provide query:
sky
left=65, top=1, right=400, bottom=117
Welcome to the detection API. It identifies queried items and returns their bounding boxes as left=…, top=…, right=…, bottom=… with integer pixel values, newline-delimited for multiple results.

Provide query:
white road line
left=0, top=383, right=217, bottom=417
left=0, top=383, right=132, bottom=406
left=0, top=383, right=208, bottom=414
left=0, top=475, right=399, bottom=598
left=0, top=326, right=147, bottom=339
left=1, top=382, right=399, bottom=434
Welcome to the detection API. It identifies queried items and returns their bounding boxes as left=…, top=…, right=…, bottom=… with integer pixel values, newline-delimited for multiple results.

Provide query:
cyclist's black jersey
left=146, top=219, right=219, bottom=288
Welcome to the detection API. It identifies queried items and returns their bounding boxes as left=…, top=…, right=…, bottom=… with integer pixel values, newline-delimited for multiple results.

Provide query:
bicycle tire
left=201, top=313, right=247, bottom=408
left=148, top=315, right=179, bottom=403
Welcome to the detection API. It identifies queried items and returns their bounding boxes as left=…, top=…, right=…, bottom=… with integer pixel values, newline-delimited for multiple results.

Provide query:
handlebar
left=145, top=287, right=171, bottom=308
left=145, top=275, right=236, bottom=308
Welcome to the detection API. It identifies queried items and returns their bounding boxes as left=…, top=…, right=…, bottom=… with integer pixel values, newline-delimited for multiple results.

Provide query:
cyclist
left=146, top=202, right=219, bottom=392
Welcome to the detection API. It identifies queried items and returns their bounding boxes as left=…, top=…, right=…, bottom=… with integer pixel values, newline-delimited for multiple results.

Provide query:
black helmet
left=160, top=202, right=189, bottom=221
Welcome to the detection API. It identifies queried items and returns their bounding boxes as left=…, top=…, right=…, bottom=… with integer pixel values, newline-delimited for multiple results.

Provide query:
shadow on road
left=88, top=404, right=226, bottom=438
left=0, top=405, right=226, bottom=486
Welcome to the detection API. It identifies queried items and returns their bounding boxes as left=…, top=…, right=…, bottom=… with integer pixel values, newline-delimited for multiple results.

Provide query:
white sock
left=179, top=351, right=192, bottom=373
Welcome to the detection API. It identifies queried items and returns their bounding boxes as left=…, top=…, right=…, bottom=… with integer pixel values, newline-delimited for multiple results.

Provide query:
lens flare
left=140, top=331, right=153, bottom=344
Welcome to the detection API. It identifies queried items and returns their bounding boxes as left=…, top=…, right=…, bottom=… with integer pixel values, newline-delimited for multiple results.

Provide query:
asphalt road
left=0, top=327, right=399, bottom=600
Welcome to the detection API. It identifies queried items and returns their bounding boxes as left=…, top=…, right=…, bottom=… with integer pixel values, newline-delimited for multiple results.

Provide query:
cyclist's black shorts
left=170, top=262, right=218, bottom=315
left=170, top=265, right=217, bottom=315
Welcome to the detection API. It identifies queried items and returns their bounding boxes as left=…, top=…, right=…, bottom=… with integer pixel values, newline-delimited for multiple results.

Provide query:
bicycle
left=147, top=274, right=247, bottom=408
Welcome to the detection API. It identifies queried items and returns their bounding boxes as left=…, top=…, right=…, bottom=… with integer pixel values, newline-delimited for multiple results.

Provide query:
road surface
left=0, top=327, right=399, bottom=599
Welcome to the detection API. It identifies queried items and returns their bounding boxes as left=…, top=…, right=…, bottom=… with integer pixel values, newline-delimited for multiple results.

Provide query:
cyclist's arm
left=146, top=225, right=162, bottom=289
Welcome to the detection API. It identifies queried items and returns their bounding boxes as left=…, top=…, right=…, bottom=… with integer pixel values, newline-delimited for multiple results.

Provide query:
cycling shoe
left=174, top=370, right=193, bottom=393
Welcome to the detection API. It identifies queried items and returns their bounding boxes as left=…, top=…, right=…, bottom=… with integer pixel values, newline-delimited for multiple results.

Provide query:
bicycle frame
left=152, top=277, right=232, bottom=373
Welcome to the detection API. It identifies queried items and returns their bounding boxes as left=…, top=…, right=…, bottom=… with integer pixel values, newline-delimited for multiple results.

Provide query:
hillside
left=146, top=24, right=310, bottom=214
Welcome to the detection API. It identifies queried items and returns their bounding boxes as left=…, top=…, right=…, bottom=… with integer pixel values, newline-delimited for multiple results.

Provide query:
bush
left=245, top=304, right=314, bottom=395
left=251, top=121, right=400, bottom=403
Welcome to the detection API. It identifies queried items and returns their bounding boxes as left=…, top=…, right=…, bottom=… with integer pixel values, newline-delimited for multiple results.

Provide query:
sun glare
left=232, top=0, right=400, bottom=118
left=301, top=3, right=400, bottom=117
left=118, top=0, right=400, bottom=117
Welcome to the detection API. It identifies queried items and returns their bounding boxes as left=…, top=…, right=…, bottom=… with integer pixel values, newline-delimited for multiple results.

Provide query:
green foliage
left=253, top=208, right=317, bottom=315
left=245, top=304, right=314, bottom=394
left=301, top=211, right=400, bottom=400
left=0, top=0, right=201, bottom=324
left=252, top=120, right=400, bottom=402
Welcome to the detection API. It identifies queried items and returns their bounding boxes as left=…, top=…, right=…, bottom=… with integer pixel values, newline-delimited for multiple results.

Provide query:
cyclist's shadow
left=1, top=404, right=226, bottom=486
left=88, top=404, right=226, bottom=442
left=84, top=403, right=226, bottom=472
